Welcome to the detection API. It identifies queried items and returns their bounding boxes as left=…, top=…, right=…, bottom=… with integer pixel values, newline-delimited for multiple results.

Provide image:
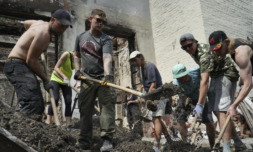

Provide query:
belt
left=7, top=58, right=25, bottom=63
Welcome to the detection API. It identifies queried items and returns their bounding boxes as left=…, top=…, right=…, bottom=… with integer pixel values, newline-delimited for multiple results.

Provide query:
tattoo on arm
left=103, top=53, right=113, bottom=76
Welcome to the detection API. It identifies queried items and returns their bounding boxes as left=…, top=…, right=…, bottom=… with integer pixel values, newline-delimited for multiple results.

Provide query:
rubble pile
left=0, top=103, right=81, bottom=152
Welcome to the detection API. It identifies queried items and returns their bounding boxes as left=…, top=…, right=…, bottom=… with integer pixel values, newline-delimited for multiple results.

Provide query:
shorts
left=208, top=76, right=237, bottom=112
left=165, top=100, right=172, bottom=114
left=151, top=99, right=168, bottom=117
left=177, top=99, right=213, bottom=124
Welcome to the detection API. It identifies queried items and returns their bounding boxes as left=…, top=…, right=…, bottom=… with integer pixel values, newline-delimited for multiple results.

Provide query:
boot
left=100, top=139, right=113, bottom=152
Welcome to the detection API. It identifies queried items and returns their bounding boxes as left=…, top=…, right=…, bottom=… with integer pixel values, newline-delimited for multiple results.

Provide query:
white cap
left=129, top=51, right=142, bottom=61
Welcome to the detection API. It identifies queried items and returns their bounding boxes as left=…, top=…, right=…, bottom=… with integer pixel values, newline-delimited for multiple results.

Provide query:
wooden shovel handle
left=55, top=72, right=100, bottom=113
left=41, top=53, right=61, bottom=127
left=214, top=115, right=231, bottom=145
left=54, top=72, right=80, bottom=93
left=11, top=88, right=15, bottom=107
left=190, top=97, right=207, bottom=145
left=80, top=76, right=144, bottom=97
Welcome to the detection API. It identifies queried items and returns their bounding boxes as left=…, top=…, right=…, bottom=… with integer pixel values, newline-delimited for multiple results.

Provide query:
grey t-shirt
left=74, top=31, right=112, bottom=78
left=141, top=62, right=163, bottom=92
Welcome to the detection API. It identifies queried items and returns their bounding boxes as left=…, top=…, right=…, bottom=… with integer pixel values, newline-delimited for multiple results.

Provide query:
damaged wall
left=62, top=0, right=156, bottom=64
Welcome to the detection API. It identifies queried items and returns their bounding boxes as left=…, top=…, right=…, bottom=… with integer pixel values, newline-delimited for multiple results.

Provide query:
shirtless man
left=3, top=9, right=71, bottom=115
left=209, top=31, right=253, bottom=119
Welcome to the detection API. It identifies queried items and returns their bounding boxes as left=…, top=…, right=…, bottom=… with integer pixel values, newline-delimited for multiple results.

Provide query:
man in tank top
left=209, top=31, right=253, bottom=120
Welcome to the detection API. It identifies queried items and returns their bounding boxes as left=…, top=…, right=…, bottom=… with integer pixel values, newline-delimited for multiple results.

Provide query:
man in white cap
left=129, top=51, right=169, bottom=152
left=172, top=64, right=215, bottom=148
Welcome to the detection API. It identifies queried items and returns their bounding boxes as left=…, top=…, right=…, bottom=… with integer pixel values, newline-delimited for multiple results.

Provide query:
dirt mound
left=112, top=140, right=154, bottom=152
left=0, top=103, right=81, bottom=152
left=0, top=101, right=206, bottom=152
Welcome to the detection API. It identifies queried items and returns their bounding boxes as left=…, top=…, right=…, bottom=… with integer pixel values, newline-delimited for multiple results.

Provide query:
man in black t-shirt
left=73, top=9, right=116, bottom=152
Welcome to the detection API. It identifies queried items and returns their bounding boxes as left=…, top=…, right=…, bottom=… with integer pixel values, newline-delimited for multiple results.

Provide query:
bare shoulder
left=235, top=45, right=252, bottom=57
left=235, top=46, right=252, bottom=67
left=61, top=52, right=69, bottom=58
left=29, top=21, right=50, bottom=40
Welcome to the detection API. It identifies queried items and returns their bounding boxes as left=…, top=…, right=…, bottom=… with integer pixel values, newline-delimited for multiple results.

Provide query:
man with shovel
left=172, top=64, right=215, bottom=145
left=180, top=33, right=245, bottom=151
left=129, top=50, right=169, bottom=152
left=73, top=9, right=116, bottom=152
left=208, top=31, right=248, bottom=151
left=3, top=9, right=71, bottom=115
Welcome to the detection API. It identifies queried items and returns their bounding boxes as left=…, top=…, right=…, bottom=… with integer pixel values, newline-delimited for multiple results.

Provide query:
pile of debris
left=0, top=98, right=212, bottom=152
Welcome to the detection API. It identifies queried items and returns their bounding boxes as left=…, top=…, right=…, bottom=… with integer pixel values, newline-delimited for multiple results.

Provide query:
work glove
left=147, top=100, right=157, bottom=112
left=63, top=78, right=70, bottom=86
left=74, top=70, right=83, bottom=80
left=101, top=75, right=112, bottom=87
left=192, top=103, right=203, bottom=122
left=43, top=81, right=54, bottom=93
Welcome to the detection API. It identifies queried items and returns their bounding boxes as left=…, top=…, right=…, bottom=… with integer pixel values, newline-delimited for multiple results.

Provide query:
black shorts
left=4, top=59, right=45, bottom=115
left=165, top=101, right=172, bottom=114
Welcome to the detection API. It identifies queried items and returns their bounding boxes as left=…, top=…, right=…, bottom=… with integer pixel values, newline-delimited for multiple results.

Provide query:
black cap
left=52, top=9, right=72, bottom=28
left=209, top=31, right=227, bottom=51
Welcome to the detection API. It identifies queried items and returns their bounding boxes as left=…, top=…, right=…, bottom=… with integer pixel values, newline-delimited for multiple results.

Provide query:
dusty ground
left=0, top=102, right=155, bottom=152
left=3, top=100, right=251, bottom=152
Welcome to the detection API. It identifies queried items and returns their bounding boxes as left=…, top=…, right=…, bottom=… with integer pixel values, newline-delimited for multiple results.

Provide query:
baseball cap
left=179, top=33, right=195, bottom=44
left=172, top=64, right=189, bottom=79
left=129, top=51, right=142, bottom=61
left=52, top=9, right=72, bottom=28
left=209, top=31, right=227, bottom=51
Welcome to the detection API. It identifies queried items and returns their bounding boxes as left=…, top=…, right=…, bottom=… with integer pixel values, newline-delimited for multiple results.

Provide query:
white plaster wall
left=149, top=0, right=206, bottom=83
left=200, top=0, right=253, bottom=43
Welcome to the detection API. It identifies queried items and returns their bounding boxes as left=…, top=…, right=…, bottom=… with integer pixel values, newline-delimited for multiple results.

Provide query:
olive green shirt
left=190, top=43, right=239, bottom=82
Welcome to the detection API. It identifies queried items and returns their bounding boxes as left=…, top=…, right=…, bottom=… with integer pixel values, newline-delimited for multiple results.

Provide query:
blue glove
left=192, top=103, right=203, bottom=121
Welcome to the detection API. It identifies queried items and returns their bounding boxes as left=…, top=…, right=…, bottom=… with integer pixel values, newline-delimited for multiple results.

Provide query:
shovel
left=211, top=115, right=231, bottom=152
left=211, top=88, right=242, bottom=152
left=10, top=87, right=15, bottom=107
left=79, top=76, right=183, bottom=101
left=190, top=96, right=207, bottom=145
left=53, top=72, right=100, bottom=115
left=41, top=53, right=61, bottom=129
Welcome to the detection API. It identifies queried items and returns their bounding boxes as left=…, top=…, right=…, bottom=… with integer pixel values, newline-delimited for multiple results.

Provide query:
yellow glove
left=101, top=75, right=111, bottom=87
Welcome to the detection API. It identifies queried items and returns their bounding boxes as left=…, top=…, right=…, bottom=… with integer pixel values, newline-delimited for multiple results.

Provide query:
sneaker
left=153, top=146, right=161, bottom=152
left=100, top=139, right=113, bottom=152
left=66, top=125, right=76, bottom=131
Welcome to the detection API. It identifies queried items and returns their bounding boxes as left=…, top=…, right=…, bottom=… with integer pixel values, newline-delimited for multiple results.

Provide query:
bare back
left=8, top=20, right=51, bottom=60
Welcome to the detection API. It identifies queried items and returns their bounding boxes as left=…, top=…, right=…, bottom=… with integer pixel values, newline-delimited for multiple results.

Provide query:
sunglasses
left=93, top=17, right=107, bottom=25
left=181, top=42, right=193, bottom=50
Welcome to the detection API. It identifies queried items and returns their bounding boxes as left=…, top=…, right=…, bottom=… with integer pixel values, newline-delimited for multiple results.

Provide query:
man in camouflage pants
left=179, top=33, right=245, bottom=152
